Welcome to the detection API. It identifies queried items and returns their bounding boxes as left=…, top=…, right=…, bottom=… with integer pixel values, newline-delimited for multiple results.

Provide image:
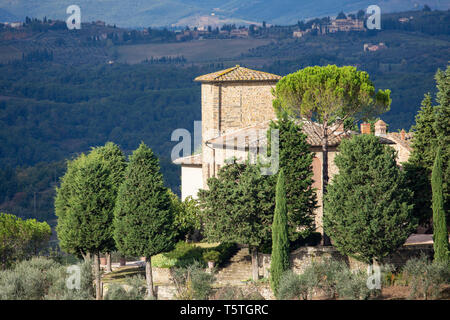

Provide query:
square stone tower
left=194, top=65, right=281, bottom=187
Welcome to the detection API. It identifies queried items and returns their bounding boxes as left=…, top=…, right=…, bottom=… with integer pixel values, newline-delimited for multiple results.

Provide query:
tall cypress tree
left=434, top=66, right=450, bottom=218
left=432, top=147, right=449, bottom=263
left=405, top=94, right=436, bottom=228
left=114, top=143, right=176, bottom=299
left=270, top=169, right=290, bottom=298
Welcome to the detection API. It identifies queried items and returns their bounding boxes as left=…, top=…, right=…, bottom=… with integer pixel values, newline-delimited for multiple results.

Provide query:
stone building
left=173, top=66, right=413, bottom=235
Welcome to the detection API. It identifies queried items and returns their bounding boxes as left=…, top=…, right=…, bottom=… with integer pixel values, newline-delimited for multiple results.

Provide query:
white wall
left=181, top=165, right=203, bottom=201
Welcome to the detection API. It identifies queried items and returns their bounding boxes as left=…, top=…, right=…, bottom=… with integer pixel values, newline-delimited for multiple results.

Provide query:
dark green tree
left=434, top=66, right=450, bottom=217
left=405, top=94, right=436, bottom=228
left=90, top=142, right=126, bottom=271
left=269, top=114, right=317, bottom=242
left=410, top=94, right=438, bottom=169
left=408, top=66, right=450, bottom=225
left=113, top=143, right=176, bottom=299
left=55, top=150, right=115, bottom=299
left=270, top=169, right=290, bottom=297
left=323, top=135, right=416, bottom=264
left=198, top=161, right=275, bottom=281
left=432, top=147, right=449, bottom=263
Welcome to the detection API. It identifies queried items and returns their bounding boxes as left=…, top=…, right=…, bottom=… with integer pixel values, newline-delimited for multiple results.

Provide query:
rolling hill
left=0, top=0, right=449, bottom=27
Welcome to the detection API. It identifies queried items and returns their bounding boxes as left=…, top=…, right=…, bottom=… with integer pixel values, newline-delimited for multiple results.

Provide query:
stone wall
left=258, top=244, right=434, bottom=277
left=201, top=81, right=277, bottom=188
left=310, top=146, right=339, bottom=234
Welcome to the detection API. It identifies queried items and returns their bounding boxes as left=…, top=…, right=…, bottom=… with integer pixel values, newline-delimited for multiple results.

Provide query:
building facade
left=174, top=66, right=413, bottom=235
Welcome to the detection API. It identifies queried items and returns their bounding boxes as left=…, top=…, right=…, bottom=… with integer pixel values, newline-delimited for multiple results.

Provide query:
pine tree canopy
left=113, top=142, right=176, bottom=258
left=324, top=134, right=416, bottom=264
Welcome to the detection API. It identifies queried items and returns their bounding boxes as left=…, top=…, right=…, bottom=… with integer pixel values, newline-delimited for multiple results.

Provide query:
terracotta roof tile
left=206, top=120, right=357, bottom=149
left=194, top=65, right=281, bottom=83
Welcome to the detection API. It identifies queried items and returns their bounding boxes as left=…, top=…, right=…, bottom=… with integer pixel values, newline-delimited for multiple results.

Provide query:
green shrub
left=165, top=241, right=205, bottom=267
left=153, top=242, right=238, bottom=269
left=212, top=284, right=265, bottom=300
left=104, top=276, right=146, bottom=300
left=0, top=257, right=94, bottom=300
left=171, top=261, right=215, bottom=300
left=335, top=269, right=372, bottom=300
left=203, top=250, right=220, bottom=263
left=277, top=270, right=309, bottom=300
left=152, top=253, right=177, bottom=268
left=0, top=257, right=60, bottom=300
left=310, top=258, right=348, bottom=299
left=45, top=259, right=94, bottom=300
left=403, top=255, right=450, bottom=300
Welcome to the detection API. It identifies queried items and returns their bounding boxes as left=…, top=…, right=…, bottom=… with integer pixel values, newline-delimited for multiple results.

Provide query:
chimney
left=360, top=122, right=371, bottom=134
left=401, top=129, right=406, bottom=141
left=374, top=119, right=387, bottom=137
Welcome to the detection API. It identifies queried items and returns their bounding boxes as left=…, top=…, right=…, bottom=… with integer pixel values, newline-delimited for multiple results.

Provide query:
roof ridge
left=214, top=65, right=240, bottom=80
left=195, top=66, right=281, bottom=82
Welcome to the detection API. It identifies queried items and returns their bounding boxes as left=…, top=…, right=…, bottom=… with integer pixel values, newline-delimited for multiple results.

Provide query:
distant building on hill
left=322, top=17, right=365, bottom=34
left=364, top=42, right=387, bottom=52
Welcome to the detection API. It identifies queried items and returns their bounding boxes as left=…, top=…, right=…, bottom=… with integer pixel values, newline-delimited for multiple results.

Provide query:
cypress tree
left=90, top=142, right=126, bottom=272
left=270, top=169, right=290, bottom=298
left=55, top=150, right=115, bottom=299
left=324, top=135, right=416, bottom=264
left=198, top=161, right=275, bottom=281
left=432, top=147, right=449, bottom=263
left=114, top=142, right=176, bottom=299
left=434, top=66, right=450, bottom=219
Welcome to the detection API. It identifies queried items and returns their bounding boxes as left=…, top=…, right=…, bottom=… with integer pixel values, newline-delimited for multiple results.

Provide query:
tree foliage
left=113, top=142, right=177, bottom=298
left=171, top=193, right=201, bottom=242
left=55, top=142, right=125, bottom=257
left=269, top=115, right=317, bottom=241
left=272, top=65, right=391, bottom=124
left=113, top=142, right=176, bottom=258
left=198, top=161, right=275, bottom=248
left=324, top=135, right=416, bottom=264
left=431, top=147, right=449, bottom=263
left=270, top=169, right=290, bottom=297
left=0, top=212, right=51, bottom=269
left=408, top=66, right=450, bottom=225
left=198, top=161, right=275, bottom=280
left=273, top=65, right=391, bottom=245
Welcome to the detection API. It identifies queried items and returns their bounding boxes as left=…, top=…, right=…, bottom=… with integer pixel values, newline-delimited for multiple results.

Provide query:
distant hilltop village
left=177, top=12, right=368, bottom=42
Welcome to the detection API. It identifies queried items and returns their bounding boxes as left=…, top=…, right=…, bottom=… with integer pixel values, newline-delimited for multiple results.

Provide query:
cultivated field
left=116, top=38, right=272, bottom=64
